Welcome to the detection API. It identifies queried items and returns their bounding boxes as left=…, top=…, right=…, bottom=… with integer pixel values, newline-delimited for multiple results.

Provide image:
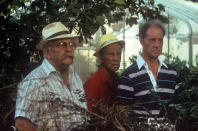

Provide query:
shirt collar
left=136, top=54, right=168, bottom=70
left=42, top=58, right=73, bottom=77
left=42, top=58, right=57, bottom=76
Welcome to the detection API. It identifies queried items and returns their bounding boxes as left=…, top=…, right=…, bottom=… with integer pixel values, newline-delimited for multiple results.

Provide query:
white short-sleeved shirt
left=15, top=58, right=87, bottom=130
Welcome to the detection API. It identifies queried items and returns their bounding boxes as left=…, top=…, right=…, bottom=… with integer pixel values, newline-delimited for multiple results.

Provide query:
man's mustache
left=152, top=48, right=161, bottom=51
left=62, top=53, right=74, bottom=59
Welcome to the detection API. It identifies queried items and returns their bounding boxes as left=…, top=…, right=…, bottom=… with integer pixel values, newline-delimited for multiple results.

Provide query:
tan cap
left=36, top=22, right=80, bottom=50
left=94, top=33, right=125, bottom=56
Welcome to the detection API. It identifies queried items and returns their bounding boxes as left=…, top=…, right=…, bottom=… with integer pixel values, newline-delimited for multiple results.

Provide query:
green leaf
left=114, top=0, right=125, bottom=5
left=190, top=106, right=198, bottom=112
left=49, top=0, right=59, bottom=7
left=149, top=0, right=154, bottom=5
left=1, top=25, right=6, bottom=30
left=127, top=17, right=137, bottom=26
left=96, top=15, right=105, bottom=25
left=158, top=4, right=165, bottom=11
left=0, top=11, right=4, bottom=17
left=2, top=51, right=11, bottom=57
left=7, top=5, right=11, bottom=9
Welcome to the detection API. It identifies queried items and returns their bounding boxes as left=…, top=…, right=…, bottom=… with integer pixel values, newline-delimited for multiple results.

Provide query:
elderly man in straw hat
left=84, top=33, right=125, bottom=113
left=14, top=22, right=86, bottom=131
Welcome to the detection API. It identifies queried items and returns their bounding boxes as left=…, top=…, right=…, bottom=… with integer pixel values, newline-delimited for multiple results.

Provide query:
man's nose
left=113, top=54, right=121, bottom=61
left=153, top=40, right=161, bottom=47
left=64, top=45, right=74, bottom=52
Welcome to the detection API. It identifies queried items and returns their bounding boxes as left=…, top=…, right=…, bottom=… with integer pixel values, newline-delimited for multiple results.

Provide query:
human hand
left=15, top=117, right=36, bottom=131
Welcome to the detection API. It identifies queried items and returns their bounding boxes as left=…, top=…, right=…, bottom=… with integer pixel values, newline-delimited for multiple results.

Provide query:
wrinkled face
left=44, top=38, right=76, bottom=71
left=140, top=26, right=164, bottom=59
left=99, top=43, right=122, bottom=72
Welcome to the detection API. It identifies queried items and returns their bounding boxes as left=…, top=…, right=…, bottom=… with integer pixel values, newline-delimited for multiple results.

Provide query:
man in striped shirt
left=117, top=19, right=180, bottom=120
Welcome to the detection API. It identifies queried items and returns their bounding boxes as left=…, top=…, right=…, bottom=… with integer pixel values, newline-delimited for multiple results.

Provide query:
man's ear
left=43, top=47, right=51, bottom=60
left=139, top=38, right=144, bottom=46
left=96, top=54, right=103, bottom=64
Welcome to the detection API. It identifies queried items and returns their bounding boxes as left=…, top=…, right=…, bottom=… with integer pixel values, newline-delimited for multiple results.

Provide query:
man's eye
left=69, top=42, right=74, bottom=46
left=150, top=39, right=156, bottom=42
left=59, top=42, right=66, bottom=46
left=159, top=39, right=163, bottom=42
left=57, top=42, right=75, bottom=47
left=107, top=53, right=113, bottom=56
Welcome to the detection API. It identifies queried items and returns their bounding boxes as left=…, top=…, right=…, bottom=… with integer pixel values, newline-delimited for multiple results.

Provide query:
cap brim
left=36, top=34, right=80, bottom=50
left=93, top=40, right=125, bottom=56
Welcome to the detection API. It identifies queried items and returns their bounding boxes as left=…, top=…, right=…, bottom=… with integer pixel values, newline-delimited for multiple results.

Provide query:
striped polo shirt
left=117, top=55, right=180, bottom=118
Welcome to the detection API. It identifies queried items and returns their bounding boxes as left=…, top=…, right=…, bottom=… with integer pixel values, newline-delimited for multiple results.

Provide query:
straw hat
left=36, top=22, right=80, bottom=50
left=94, top=33, right=125, bottom=56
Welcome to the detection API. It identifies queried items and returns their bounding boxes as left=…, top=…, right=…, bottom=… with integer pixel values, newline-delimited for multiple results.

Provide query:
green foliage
left=195, top=53, right=198, bottom=67
left=162, top=53, right=192, bottom=82
left=80, top=103, right=174, bottom=131
left=164, top=53, right=198, bottom=130
left=128, top=55, right=137, bottom=64
left=185, top=0, right=198, bottom=2
left=168, top=85, right=198, bottom=130
left=164, top=55, right=198, bottom=130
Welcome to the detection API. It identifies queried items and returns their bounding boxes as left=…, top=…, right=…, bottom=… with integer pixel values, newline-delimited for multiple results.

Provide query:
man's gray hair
left=139, top=19, right=165, bottom=38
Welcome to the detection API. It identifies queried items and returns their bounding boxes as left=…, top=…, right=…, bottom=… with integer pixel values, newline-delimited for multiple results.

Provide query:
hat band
left=100, top=38, right=118, bottom=49
left=46, top=31, right=70, bottom=40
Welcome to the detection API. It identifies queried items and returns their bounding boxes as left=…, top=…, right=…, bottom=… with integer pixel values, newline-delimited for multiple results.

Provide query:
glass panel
left=73, top=47, right=97, bottom=83
left=116, top=25, right=141, bottom=69
left=188, top=20, right=198, bottom=66
left=163, top=15, right=190, bottom=63
left=192, top=33, right=198, bottom=66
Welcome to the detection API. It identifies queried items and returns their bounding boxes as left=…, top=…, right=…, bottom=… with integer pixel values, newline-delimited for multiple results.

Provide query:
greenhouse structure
left=73, top=0, right=198, bottom=82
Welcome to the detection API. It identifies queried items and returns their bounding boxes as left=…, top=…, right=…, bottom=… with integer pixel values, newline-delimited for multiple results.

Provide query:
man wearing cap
left=14, top=22, right=86, bottom=131
left=84, top=33, right=124, bottom=113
